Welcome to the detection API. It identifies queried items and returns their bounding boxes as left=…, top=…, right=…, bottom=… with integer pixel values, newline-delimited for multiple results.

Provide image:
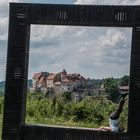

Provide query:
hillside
left=0, top=81, right=4, bottom=92
left=28, top=79, right=32, bottom=89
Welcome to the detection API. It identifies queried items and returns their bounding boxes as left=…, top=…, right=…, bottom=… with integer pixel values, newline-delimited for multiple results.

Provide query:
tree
left=119, top=75, right=129, bottom=86
left=25, top=92, right=128, bottom=129
left=0, top=90, right=3, bottom=96
left=104, top=78, right=120, bottom=102
left=63, top=92, right=72, bottom=102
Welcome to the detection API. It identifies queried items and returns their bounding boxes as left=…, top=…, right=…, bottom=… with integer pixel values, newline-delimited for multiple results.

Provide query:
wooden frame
left=2, top=3, right=140, bottom=140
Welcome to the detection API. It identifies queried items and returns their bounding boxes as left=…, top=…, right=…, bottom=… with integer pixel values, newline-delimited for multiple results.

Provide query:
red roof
left=33, top=73, right=42, bottom=79
left=66, top=73, right=86, bottom=81
left=39, top=76, right=45, bottom=83
left=47, top=74, right=57, bottom=80
left=33, top=71, right=86, bottom=85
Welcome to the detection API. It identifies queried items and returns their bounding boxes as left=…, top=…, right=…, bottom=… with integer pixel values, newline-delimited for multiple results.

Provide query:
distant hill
left=0, top=81, right=5, bottom=93
left=28, top=79, right=32, bottom=89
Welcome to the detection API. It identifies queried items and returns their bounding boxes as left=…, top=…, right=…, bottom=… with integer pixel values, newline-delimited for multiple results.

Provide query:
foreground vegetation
left=0, top=92, right=128, bottom=139
left=26, top=92, right=128, bottom=130
left=0, top=76, right=129, bottom=138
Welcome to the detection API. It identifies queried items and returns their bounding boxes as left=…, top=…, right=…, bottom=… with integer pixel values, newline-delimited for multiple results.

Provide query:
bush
left=26, top=92, right=128, bottom=129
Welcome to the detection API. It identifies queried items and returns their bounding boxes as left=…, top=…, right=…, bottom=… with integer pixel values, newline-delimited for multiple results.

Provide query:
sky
left=0, top=0, right=140, bottom=81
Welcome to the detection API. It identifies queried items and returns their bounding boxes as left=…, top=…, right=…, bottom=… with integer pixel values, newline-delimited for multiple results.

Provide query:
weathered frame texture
left=2, top=3, right=140, bottom=140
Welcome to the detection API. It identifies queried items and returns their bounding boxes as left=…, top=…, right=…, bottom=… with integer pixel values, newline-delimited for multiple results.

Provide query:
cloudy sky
left=0, top=0, right=140, bottom=81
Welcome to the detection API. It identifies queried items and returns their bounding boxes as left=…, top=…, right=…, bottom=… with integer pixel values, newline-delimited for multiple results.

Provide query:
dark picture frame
left=2, top=3, right=140, bottom=140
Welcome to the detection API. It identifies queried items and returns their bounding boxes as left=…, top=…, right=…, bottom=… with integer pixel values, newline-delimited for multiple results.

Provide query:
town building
left=32, top=72, right=49, bottom=91
left=32, top=69, right=87, bottom=95
left=119, top=86, right=129, bottom=95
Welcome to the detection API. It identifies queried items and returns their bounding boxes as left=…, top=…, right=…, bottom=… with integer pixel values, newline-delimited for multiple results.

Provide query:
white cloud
left=0, top=17, right=8, bottom=26
left=0, top=0, right=22, bottom=17
left=74, top=0, right=140, bottom=5
left=98, top=29, right=127, bottom=48
left=0, top=0, right=22, bottom=7
left=0, top=0, right=134, bottom=80
left=29, top=25, right=131, bottom=79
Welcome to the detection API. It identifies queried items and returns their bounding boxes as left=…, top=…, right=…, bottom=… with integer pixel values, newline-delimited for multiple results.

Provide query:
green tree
left=25, top=91, right=128, bottom=130
left=104, top=78, right=120, bottom=102
left=119, top=75, right=129, bottom=86
left=63, top=92, right=72, bottom=102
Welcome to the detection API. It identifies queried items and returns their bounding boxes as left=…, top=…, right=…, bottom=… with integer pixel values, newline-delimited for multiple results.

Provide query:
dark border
left=2, top=3, right=140, bottom=140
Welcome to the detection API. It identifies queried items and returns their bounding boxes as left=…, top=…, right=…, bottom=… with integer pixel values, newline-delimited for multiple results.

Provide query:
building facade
left=32, top=69, right=86, bottom=95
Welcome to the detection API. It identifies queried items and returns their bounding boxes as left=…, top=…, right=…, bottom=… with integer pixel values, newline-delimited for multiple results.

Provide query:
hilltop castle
left=32, top=69, right=86, bottom=94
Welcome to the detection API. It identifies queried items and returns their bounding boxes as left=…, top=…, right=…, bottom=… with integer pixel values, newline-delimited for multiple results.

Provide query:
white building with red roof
left=54, top=70, right=86, bottom=94
left=32, top=69, right=86, bottom=94
left=32, top=72, right=49, bottom=91
left=47, top=73, right=61, bottom=88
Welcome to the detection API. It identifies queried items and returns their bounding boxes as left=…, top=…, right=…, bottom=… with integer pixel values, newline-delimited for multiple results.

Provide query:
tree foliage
left=119, top=75, right=129, bottom=86
left=26, top=92, right=128, bottom=130
left=104, top=78, right=120, bottom=102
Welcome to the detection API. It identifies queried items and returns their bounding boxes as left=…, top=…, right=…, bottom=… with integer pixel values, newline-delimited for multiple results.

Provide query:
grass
left=26, top=116, right=100, bottom=128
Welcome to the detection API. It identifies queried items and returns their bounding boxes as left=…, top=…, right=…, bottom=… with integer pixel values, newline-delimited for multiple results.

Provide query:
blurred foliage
left=0, top=89, right=128, bottom=138
left=0, top=91, right=128, bottom=139
left=119, top=75, right=129, bottom=86
left=104, top=77, right=120, bottom=102
left=26, top=92, right=128, bottom=130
